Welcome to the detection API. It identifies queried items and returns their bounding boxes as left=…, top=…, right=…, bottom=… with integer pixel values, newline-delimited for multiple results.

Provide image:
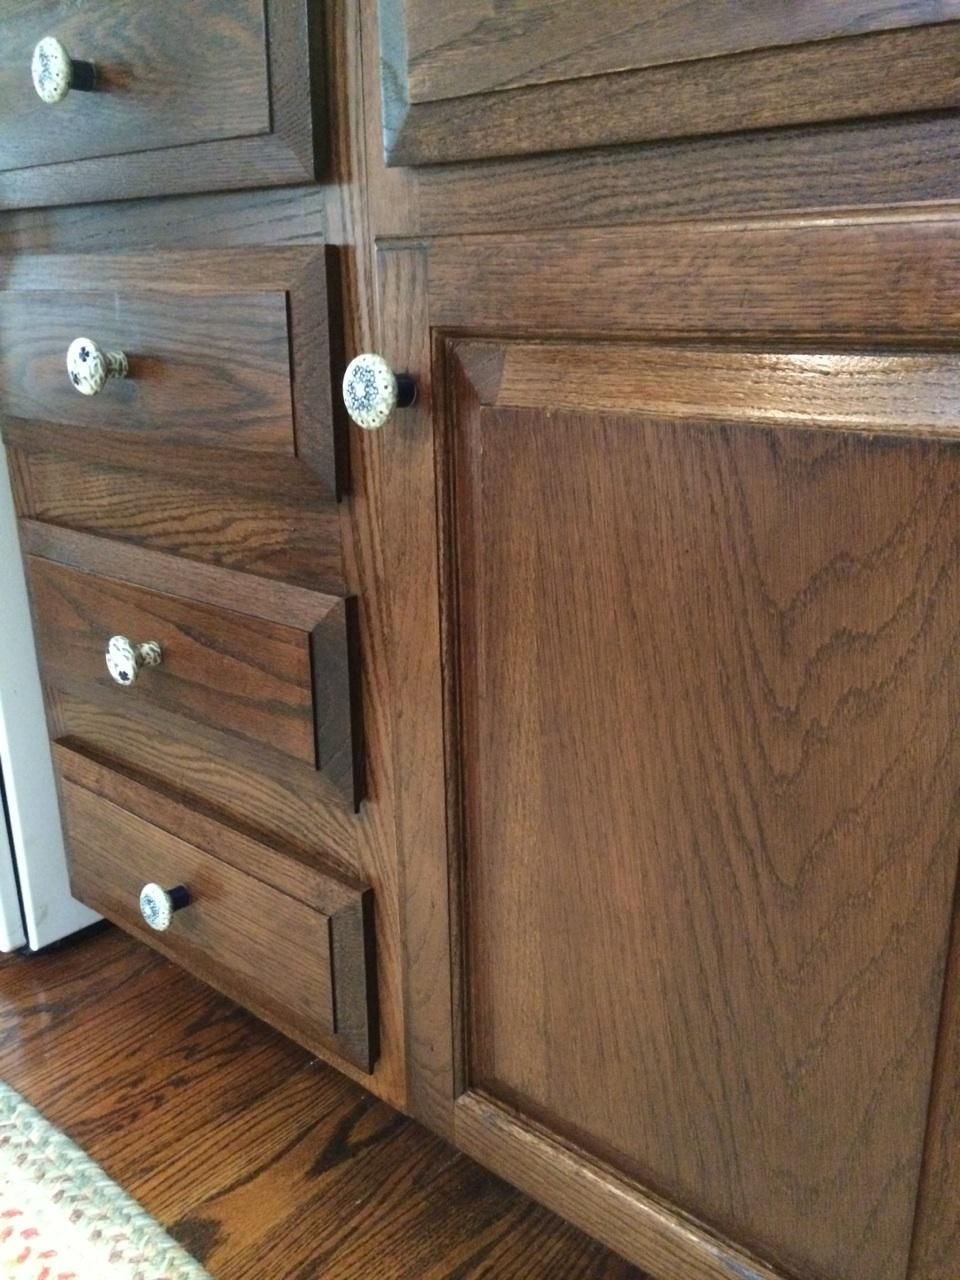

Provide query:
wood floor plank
left=0, top=928, right=649, bottom=1278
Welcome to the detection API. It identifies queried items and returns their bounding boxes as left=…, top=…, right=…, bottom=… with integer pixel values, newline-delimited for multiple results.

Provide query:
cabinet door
left=379, top=1, right=960, bottom=165
left=383, top=218, right=960, bottom=1280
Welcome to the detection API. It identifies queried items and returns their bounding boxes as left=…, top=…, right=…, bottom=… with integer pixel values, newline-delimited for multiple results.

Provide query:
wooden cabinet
left=369, top=3, right=960, bottom=1276
left=4, top=2, right=960, bottom=1277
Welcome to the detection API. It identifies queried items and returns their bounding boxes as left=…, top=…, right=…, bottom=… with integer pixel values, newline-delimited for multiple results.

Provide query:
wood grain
left=465, top=339, right=960, bottom=438
left=52, top=694, right=357, bottom=873
left=0, top=0, right=324, bottom=208
left=378, top=247, right=456, bottom=1136
left=63, top=779, right=338, bottom=1039
left=425, top=214, right=960, bottom=342
left=405, top=0, right=954, bottom=100
left=907, top=876, right=960, bottom=1280
left=6, top=441, right=345, bottom=595
left=448, top=339, right=960, bottom=1280
left=412, top=115, right=960, bottom=236
left=0, top=186, right=329, bottom=253
left=28, top=555, right=319, bottom=769
left=0, top=929, right=650, bottom=1279
left=0, top=290, right=295, bottom=452
left=0, top=247, right=340, bottom=495
left=21, top=523, right=362, bottom=803
left=384, top=13, right=960, bottom=165
left=0, top=0, right=270, bottom=171
left=56, top=745, right=378, bottom=1071
left=456, top=1094, right=785, bottom=1280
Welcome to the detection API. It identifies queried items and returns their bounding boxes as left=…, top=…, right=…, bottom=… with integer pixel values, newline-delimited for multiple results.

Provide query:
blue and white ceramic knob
left=105, top=635, right=162, bottom=687
left=32, top=37, right=96, bottom=104
left=139, top=883, right=190, bottom=932
left=67, top=336, right=128, bottom=396
left=342, top=353, right=417, bottom=430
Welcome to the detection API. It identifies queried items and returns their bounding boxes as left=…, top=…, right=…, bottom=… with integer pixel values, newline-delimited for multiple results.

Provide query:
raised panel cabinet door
left=379, top=0, right=960, bottom=165
left=380, top=218, right=960, bottom=1280
left=452, top=345, right=960, bottom=1280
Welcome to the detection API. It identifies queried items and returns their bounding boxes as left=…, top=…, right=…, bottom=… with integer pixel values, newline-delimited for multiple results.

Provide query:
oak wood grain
left=0, top=0, right=324, bottom=208
left=0, top=187, right=329, bottom=252
left=53, top=693, right=357, bottom=875
left=425, top=214, right=960, bottom=342
left=1, top=0, right=270, bottom=171
left=28, top=555, right=319, bottom=769
left=456, top=1094, right=785, bottom=1280
left=0, top=290, right=295, bottom=452
left=0, top=929, right=650, bottom=1279
left=6, top=439, right=345, bottom=595
left=63, top=778, right=338, bottom=1036
left=57, top=750, right=378, bottom=1072
left=0, top=247, right=340, bottom=494
left=908, top=876, right=960, bottom=1280
left=377, top=247, right=456, bottom=1136
left=447, top=338, right=960, bottom=1280
left=22, top=524, right=363, bottom=807
left=406, top=0, right=954, bottom=100
left=384, top=13, right=960, bottom=165
left=468, top=339, right=960, bottom=439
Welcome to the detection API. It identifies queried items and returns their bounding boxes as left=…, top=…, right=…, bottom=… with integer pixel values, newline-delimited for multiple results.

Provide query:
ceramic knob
left=139, top=883, right=190, bottom=932
left=67, top=337, right=128, bottom=396
left=105, top=636, right=162, bottom=687
left=32, top=37, right=96, bottom=104
left=342, top=353, right=417, bottom=430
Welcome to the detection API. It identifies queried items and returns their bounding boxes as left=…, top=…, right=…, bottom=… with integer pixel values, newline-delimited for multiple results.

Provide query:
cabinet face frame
left=380, top=215, right=960, bottom=1280
left=378, top=1, right=960, bottom=167
left=0, top=0, right=327, bottom=210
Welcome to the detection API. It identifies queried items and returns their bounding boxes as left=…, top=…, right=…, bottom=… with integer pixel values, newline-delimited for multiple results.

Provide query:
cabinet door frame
left=381, top=212, right=960, bottom=1280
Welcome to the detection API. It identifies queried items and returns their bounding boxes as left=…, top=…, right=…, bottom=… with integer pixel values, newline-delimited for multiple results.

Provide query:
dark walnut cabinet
left=3, top=2, right=960, bottom=1279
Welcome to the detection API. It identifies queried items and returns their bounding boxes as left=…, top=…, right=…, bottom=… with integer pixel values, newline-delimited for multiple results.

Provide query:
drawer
left=0, top=249, right=340, bottom=494
left=1, top=2, right=324, bottom=207
left=56, top=744, right=378, bottom=1072
left=24, top=526, right=362, bottom=807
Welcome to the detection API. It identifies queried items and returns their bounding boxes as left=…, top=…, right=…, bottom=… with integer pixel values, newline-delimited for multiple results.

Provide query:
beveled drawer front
left=56, top=745, right=378, bottom=1072
left=3, top=1, right=269, bottom=171
left=23, top=527, right=362, bottom=806
left=31, top=556, right=317, bottom=765
left=1, top=290, right=294, bottom=452
left=1, top=2, right=324, bottom=207
left=0, top=249, right=341, bottom=494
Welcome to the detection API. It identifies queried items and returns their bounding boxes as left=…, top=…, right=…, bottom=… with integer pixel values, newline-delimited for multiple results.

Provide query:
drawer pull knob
left=139, top=883, right=190, bottom=932
left=343, top=353, right=417, bottom=430
left=105, top=636, right=162, bottom=687
left=67, top=336, right=128, bottom=397
left=32, top=37, right=96, bottom=104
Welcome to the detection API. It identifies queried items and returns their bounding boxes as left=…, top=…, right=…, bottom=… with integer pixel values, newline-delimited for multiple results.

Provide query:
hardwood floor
left=0, top=926, right=650, bottom=1279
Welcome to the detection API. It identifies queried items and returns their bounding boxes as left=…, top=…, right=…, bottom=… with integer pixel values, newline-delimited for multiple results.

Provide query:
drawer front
left=0, top=2, right=323, bottom=206
left=2, top=1, right=270, bottom=172
left=30, top=556, right=318, bottom=767
left=57, top=745, right=377, bottom=1071
left=24, top=531, right=362, bottom=807
left=0, top=290, right=295, bottom=452
left=0, top=249, right=338, bottom=491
